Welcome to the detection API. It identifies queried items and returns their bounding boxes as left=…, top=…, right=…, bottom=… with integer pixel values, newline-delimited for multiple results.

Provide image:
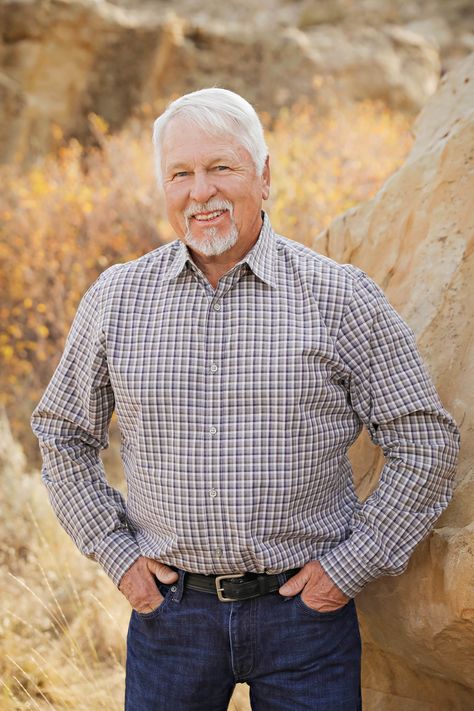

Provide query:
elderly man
left=32, top=88, right=459, bottom=711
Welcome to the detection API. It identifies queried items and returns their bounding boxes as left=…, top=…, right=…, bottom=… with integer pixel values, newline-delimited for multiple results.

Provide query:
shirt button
left=209, top=426, right=217, bottom=435
left=213, top=303, right=221, bottom=311
left=209, top=488, right=217, bottom=498
left=210, top=363, right=218, bottom=373
left=216, top=548, right=223, bottom=557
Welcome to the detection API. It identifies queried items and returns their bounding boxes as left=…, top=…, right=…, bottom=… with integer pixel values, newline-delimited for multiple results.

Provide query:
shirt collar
left=163, top=212, right=278, bottom=288
left=242, top=212, right=278, bottom=287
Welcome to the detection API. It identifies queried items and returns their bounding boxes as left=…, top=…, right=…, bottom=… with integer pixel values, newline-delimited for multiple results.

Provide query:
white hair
left=152, top=88, right=268, bottom=186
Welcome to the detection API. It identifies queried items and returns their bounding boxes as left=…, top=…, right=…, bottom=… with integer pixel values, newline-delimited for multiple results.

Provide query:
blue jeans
left=125, top=569, right=361, bottom=710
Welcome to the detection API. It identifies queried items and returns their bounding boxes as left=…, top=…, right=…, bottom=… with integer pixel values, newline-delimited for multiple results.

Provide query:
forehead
left=162, top=116, right=250, bottom=168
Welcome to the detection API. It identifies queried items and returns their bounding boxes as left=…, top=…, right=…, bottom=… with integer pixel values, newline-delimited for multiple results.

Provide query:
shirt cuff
left=317, top=538, right=379, bottom=598
left=94, top=530, right=142, bottom=587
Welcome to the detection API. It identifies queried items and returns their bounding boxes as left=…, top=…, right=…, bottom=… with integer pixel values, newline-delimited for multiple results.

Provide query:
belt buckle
left=215, top=573, right=245, bottom=602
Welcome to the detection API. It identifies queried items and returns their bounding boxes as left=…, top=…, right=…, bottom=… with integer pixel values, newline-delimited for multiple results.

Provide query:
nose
left=189, top=171, right=217, bottom=203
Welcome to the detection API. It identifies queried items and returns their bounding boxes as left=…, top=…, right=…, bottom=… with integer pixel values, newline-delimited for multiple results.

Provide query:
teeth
left=194, top=210, right=225, bottom=221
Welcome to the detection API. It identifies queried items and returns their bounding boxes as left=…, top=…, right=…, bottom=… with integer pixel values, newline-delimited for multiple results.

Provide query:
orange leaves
left=266, top=99, right=412, bottom=247
left=0, top=117, right=163, bottom=413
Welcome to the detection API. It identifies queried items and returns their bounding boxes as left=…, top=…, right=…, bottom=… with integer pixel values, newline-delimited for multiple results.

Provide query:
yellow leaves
left=267, top=99, right=412, bottom=246
left=7, top=325, right=22, bottom=339
left=1, top=345, right=14, bottom=361
left=51, top=123, right=64, bottom=142
left=36, top=325, right=49, bottom=338
left=30, top=169, right=52, bottom=197
left=89, top=113, right=109, bottom=136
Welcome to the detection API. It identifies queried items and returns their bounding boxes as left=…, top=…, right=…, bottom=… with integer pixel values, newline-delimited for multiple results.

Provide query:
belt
left=183, top=569, right=300, bottom=602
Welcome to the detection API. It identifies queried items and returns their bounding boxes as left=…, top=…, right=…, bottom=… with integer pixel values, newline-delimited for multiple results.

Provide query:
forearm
left=319, top=411, right=459, bottom=597
left=31, top=273, right=142, bottom=586
left=34, top=415, right=141, bottom=585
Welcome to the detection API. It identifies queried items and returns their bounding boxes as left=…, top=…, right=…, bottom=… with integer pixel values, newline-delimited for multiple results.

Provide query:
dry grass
left=0, top=98, right=412, bottom=709
left=0, top=452, right=252, bottom=710
left=0, top=449, right=129, bottom=709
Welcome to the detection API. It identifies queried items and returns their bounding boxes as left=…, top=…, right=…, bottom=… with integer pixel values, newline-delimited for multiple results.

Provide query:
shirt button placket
left=208, top=298, right=222, bottom=568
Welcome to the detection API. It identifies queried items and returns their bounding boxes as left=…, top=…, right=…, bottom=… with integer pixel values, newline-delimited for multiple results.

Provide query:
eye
left=173, top=171, right=190, bottom=179
left=214, top=165, right=230, bottom=172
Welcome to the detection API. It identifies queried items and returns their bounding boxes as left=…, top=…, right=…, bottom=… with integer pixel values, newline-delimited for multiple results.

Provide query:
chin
left=185, top=224, right=239, bottom=257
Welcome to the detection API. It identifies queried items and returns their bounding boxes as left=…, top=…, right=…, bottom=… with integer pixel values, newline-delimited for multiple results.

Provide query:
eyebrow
left=165, top=151, right=240, bottom=174
left=165, top=162, right=189, bottom=174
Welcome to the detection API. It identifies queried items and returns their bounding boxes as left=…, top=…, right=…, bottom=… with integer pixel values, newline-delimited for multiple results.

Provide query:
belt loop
left=171, top=569, right=185, bottom=603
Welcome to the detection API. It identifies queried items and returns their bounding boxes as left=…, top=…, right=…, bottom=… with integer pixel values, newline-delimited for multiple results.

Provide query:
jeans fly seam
left=229, top=604, right=238, bottom=680
left=238, top=597, right=256, bottom=680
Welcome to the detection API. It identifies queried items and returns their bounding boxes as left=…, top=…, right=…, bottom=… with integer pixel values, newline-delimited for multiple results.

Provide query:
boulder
left=3, top=0, right=472, bottom=163
left=314, top=53, right=474, bottom=710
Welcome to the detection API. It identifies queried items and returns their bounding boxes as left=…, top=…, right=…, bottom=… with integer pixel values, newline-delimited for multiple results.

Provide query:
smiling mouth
left=192, top=209, right=227, bottom=222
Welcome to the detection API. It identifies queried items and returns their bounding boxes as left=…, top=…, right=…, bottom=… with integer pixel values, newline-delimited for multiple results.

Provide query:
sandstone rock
left=3, top=0, right=473, bottom=164
left=313, top=53, right=474, bottom=710
left=0, top=0, right=166, bottom=162
left=303, top=23, right=440, bottom=109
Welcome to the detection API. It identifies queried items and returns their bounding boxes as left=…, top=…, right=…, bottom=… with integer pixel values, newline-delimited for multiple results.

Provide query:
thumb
left=146, top=559, right=179, bottom=584
left=279, top=568, right=310, bottom=597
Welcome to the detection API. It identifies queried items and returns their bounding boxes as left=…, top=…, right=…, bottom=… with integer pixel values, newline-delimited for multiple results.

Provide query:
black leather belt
left=183, top=569, right=300, bottom=602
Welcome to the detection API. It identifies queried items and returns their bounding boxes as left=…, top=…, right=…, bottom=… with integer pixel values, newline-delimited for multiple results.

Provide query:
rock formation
left=313, top=53, right=474, bottom=710
left=1, top=0, right=473, bottom=164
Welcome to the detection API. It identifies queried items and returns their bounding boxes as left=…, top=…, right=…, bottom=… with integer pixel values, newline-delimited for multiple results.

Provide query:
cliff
left=314, top=53, right=474, bottom=710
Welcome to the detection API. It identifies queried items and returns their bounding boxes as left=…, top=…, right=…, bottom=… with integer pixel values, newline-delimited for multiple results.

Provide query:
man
left=31, top=88, right=460, bottom=711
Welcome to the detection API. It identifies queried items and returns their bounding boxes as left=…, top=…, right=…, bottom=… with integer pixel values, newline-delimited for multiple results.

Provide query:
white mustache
left=184, top=199, right=233, bottom=220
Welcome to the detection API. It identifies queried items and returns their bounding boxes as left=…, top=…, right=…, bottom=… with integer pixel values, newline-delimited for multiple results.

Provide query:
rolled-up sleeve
left=31, top=274, right=141, bottom=586
left=319, top=270, right=460, bottom=597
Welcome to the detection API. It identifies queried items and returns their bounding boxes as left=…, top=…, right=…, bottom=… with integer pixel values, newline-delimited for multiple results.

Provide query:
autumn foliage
left=0, top=101, right=411, bottom=447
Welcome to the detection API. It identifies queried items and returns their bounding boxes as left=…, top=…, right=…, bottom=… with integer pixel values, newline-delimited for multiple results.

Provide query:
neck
left=188, top=243, right=252, bottom=289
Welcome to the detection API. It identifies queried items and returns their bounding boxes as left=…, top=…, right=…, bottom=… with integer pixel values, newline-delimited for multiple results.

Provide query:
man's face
left=161, top=117, right=270, bottom=257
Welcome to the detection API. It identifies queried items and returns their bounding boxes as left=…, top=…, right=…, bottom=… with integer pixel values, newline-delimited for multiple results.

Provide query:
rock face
left=313, top=54, right=474, bottom=710
left=1, top=0, right=473, bottom=164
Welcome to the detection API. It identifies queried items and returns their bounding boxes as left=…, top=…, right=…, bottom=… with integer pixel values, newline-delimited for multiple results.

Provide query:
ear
left=261, top=155, right=271, bottom=200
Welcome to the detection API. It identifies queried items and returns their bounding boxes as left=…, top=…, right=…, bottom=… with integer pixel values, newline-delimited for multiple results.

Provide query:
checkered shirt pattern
left=31, top=214, right=460, bottom=596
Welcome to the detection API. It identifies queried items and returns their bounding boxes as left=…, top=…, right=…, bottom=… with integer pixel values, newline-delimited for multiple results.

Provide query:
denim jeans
left=125, top=569, right=362, bottom=711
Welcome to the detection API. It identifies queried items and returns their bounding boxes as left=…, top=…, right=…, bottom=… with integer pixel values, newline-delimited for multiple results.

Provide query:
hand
left=118, top=557, right=179, bottom=614
left=278, top=561, right=350, bottom=612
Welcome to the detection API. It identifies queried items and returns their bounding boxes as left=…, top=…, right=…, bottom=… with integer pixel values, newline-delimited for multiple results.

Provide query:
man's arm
left=31, top=274, right=141, bottom=586
left=318, top=270, right=460, bottom=598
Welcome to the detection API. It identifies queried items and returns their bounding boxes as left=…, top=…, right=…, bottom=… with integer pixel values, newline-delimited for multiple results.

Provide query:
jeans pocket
left=295, top=594, right=351, bottom=619
left=135, top=583, right=172, bottom=621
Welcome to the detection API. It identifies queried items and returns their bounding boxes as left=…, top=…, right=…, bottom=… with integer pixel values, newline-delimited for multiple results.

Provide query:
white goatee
left=183, top=199, right=238, bottom=256
left=184, top=223, right=239, bottom=256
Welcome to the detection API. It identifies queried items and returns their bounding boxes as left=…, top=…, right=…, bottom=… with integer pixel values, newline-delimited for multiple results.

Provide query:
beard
left=184, top=222, right=239, bottom=257
left=183, top=200, right=238, bottom=257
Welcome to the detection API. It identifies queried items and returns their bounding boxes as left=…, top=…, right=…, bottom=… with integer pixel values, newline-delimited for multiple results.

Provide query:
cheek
left=165, top=191, right=186, bottom=219
left=164, top=205, right=187, bottom=238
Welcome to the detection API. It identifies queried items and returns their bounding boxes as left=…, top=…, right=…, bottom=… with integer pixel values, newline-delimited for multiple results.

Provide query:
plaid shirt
left=31, top=215, right=459, bottom=596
